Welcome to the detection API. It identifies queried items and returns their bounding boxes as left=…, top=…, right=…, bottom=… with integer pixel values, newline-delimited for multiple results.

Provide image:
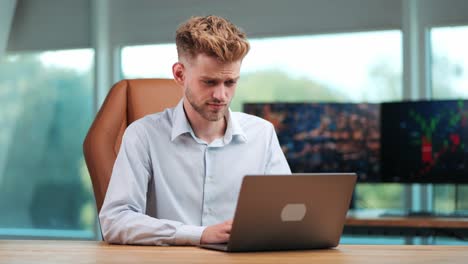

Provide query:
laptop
left=200, top=173, right=356, bottom=252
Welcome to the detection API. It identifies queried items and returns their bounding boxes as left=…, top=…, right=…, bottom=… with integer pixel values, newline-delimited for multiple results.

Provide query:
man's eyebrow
left=224, top=76, right=240, bottom=81
left=200, top=76, right=218, bottom=80
left=200, top=76, right=240, bottom=80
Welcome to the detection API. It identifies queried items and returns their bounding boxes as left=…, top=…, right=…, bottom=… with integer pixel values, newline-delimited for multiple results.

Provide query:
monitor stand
left=380, top=210, right=468, bottom=218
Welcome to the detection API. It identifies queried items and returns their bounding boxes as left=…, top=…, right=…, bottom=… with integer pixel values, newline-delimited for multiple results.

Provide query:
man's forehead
left=188, top=54, right=241, bottom=75
left=192, top=53, right=240, bottom=65
left=197, top=63, right=241, bottom=78
left=200, top=74, right=240, bottom=80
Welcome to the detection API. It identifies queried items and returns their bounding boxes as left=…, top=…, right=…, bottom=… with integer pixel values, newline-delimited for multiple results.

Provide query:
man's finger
left=219, top=233, right=230, bottom=242
left=222, top=224, right=232, bottom=233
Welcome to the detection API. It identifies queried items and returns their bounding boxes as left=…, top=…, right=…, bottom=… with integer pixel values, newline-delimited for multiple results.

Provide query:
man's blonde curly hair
left=176, top=15, right=250, bottom=63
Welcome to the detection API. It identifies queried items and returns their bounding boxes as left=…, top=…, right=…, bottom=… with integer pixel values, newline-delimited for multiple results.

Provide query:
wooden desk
left=345, top=210, right=468, bottom=238
left=1, top=240, right=467, bottom=264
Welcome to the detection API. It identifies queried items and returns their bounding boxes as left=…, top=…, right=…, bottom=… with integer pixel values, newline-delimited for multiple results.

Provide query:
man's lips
left=207, top=103, right=226, bottom=110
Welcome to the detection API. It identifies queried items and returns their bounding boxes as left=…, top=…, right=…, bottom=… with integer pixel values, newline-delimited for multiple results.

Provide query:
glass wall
left=122, top=31, right=403, bottom=109
left=121, top=30, right=404, bottom=210
left=431, top=25, right=468, bottom=100
left=121, top=44, right=176, bottom=80
left=234, top=31, right=402, bottom=111
left=0, top=49, right=96, bottom=238
left=430, top=25, right=468, bottom=214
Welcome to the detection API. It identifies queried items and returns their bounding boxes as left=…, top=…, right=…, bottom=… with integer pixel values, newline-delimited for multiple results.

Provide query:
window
left=121, top=44, right=176, bottom=79
left=121, top=31, right=403, bottom=110
left=121, top=31, right=403, bottom=210
left=0, top=49, right=96, bottom=238
left=430, top=25, right=468, bottom=213
left=431, top=25, right=468, bottom=99
left=234, top=31, right=402, bottom=111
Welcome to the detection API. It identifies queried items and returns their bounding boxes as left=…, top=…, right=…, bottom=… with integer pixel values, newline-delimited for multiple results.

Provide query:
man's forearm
left=99, top=208, right=206, bottom=246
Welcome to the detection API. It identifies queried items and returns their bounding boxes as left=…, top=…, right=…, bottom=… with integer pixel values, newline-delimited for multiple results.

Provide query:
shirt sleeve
left=99, top=123, right=206, bottom=246
left=264, top=123, right=292, bottom=174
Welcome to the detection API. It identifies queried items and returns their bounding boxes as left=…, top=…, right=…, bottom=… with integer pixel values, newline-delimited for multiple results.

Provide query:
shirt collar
left=171, top=99, right=194, bottom=141
left=223, top=109, right=247, bottom=144
left=170, top=99, right=247, bottom=144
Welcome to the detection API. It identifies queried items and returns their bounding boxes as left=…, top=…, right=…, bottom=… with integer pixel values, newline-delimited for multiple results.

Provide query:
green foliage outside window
left=0, top=54, right=95, bottom=231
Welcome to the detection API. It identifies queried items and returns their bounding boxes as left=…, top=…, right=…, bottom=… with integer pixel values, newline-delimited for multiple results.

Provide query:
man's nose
left=212, top=84, right=227, bottom=102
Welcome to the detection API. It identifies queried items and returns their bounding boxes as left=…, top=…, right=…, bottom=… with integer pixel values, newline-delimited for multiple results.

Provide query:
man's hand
left=200, top=220, right=233, bottom=244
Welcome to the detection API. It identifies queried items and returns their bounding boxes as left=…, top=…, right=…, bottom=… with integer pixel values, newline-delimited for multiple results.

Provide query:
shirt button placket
left=202, top=146, right=210, bottom=224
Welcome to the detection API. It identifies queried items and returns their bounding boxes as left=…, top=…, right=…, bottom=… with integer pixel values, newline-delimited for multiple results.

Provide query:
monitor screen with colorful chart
left=381, top=100, right=468, bottom=183
left=244, top=103, right=381, bottom=182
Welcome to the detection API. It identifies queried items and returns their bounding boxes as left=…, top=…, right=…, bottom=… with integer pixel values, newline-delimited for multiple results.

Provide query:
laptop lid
left=224, top=173, right=357, bottom=252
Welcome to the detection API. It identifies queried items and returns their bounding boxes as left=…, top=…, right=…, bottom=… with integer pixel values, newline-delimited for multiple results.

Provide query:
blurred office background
left=0, top=0, right=467, bottom=244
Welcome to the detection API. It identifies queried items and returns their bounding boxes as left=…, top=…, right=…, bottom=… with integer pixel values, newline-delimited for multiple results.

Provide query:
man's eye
left=204, top=80, right=216, bottom=86
left=225, top=80, right=237, bottom=87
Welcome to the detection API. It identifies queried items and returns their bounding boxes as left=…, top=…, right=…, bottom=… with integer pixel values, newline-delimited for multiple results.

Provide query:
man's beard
left=185, top=86, right=229, bottom=121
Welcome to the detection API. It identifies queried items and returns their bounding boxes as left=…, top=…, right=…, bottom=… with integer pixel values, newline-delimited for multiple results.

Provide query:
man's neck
left=183, top=101, right=227, bottom=144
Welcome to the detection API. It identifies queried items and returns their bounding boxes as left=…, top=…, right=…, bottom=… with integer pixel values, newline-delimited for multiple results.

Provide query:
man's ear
left=172, top=62, right=185, bottom=86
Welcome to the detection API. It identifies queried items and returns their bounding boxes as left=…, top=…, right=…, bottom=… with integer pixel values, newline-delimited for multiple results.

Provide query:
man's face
left=174, top=54, right=241, bottom=122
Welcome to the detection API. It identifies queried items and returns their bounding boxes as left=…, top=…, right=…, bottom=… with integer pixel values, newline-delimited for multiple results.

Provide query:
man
left=99, top=15, right=290, bottom=246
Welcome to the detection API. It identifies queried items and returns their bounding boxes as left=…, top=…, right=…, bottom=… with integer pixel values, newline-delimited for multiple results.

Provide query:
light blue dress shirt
left=99, top=99, right=291, bottom=246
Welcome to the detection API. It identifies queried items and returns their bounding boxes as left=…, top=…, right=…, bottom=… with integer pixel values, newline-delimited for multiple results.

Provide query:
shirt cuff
left=174, top=225, right=207, bottom=245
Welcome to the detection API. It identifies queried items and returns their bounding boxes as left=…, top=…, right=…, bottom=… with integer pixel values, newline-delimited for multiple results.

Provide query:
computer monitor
left=244, top=103, right=381, bottom=182
left=381, top=100, right=468, bottom=183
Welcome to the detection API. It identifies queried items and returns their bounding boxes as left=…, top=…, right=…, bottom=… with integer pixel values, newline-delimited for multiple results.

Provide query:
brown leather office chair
left=83, top=79, right=183, bottom=214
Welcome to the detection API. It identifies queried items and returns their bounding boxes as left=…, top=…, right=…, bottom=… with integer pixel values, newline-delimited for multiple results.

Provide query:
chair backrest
left=83, top=79, right=183, bottom=213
